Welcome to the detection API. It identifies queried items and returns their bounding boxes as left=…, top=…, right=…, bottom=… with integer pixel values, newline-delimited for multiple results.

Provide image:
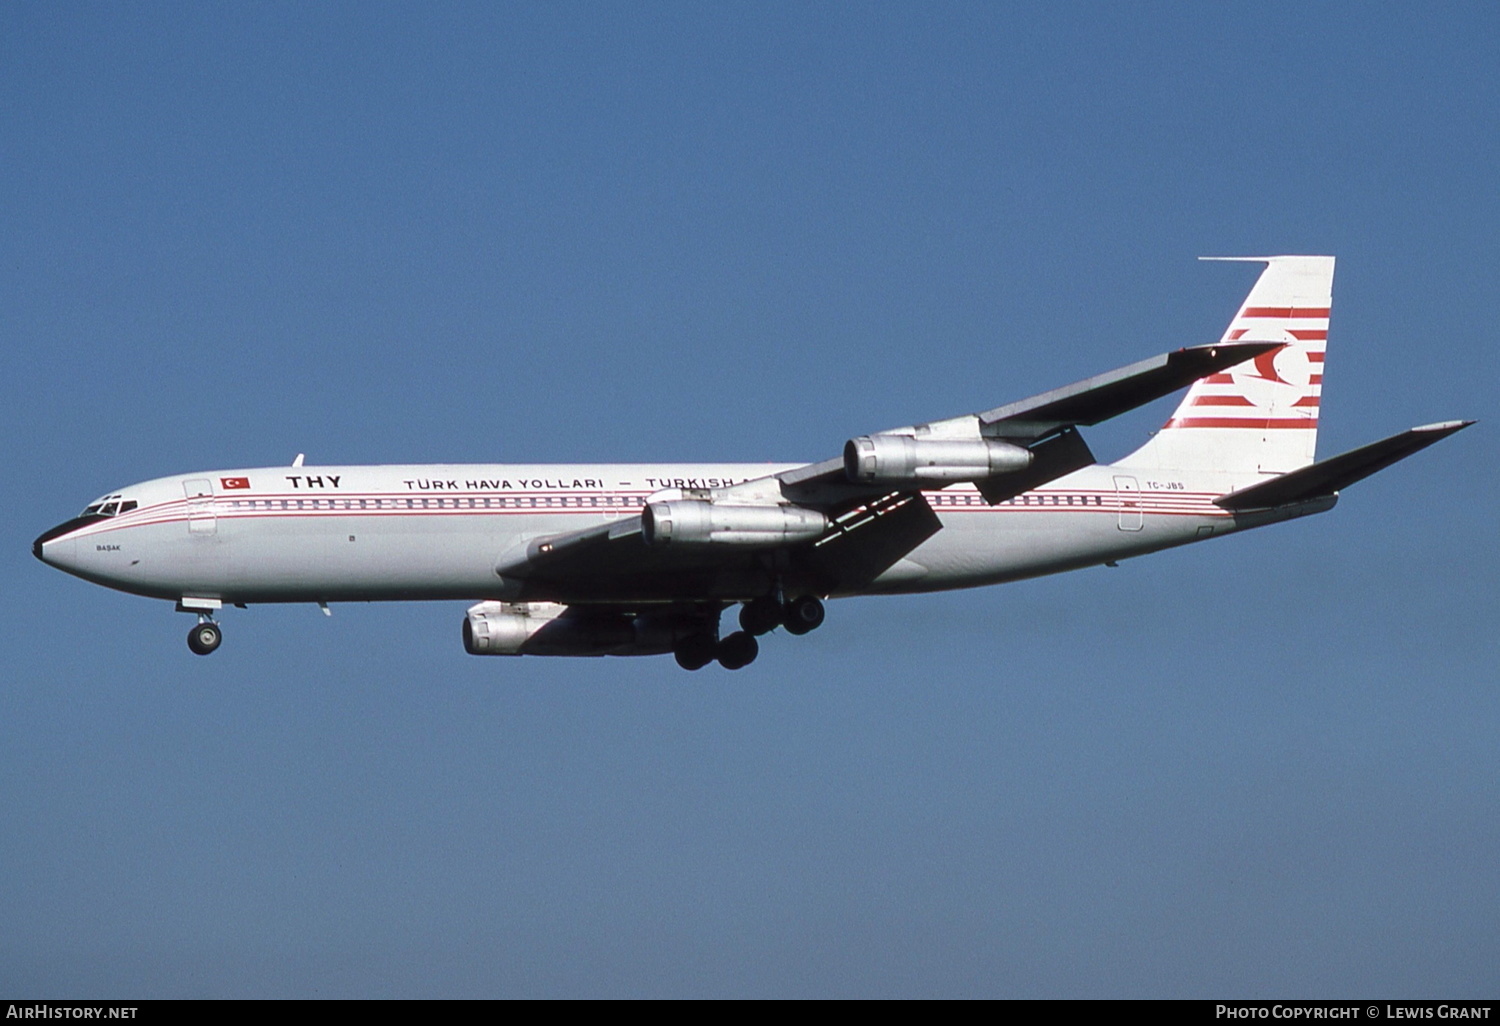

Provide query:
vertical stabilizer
left=1119, top=255, right=1333, bottom=478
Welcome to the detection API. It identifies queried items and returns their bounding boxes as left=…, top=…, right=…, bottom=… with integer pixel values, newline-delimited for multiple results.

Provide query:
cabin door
left=184, top=479, right=216, bottom=535
left=1113, top=475, right=1143, bottom=532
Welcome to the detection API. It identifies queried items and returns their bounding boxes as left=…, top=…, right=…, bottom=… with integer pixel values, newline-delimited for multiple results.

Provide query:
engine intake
left=641, top=500, right=827, bottom=547
left=843, top=435, right=1033, bottom=485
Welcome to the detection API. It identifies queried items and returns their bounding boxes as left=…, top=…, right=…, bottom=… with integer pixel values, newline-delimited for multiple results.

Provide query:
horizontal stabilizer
left=980, top=341, right=1282, bottom=440
left=1214, top=420, right=1474, bottom=511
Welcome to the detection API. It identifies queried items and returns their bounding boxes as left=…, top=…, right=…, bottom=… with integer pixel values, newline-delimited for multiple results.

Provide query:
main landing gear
left=738, top=596, right=783, bottom=636
left=739, top=593, right=825, bottom=637
left=781, top=594, right=826, bottom=636
left=187, top=619, right=222, bottom=656
left=673, top=594, right=826, bottom=671
left=673, top=630, right=758, bottom=671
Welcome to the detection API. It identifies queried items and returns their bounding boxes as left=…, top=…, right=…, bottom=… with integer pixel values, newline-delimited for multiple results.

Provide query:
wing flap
left=801, top=491, right=943, bottom=594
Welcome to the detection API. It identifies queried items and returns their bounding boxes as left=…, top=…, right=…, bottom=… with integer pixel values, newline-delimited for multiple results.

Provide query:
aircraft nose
left=33, top=517, right=91, bottom=565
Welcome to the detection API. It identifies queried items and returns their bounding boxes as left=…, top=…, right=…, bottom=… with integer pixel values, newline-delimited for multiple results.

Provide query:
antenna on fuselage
left=292, top=453, right=305, bottom=467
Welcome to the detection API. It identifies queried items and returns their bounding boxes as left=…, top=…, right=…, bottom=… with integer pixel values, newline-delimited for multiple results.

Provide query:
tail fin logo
left=1171, top=337, right=1322, bottom=429
left=1118, top=256, right=1333, bottom=475
left=1165, top=273, right=1331, bottom=432
left=1233, top=343, right=1318, bottom=399
left=1250, top=347, right=1292, bottom=385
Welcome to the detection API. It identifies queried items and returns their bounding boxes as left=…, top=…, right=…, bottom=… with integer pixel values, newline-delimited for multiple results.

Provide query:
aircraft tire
left=738, top=596, right=783, bottom=636
left=674, top=634, right=717, bottom=671
left=716, top=631, right=758, bottom=670
left=782, top=595, right=825, bottom=636
left=187, top=621, right=222, bottom=656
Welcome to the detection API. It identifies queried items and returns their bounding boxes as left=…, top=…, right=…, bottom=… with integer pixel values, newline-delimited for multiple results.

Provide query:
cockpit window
left=78, top=495, right=134, bottom=518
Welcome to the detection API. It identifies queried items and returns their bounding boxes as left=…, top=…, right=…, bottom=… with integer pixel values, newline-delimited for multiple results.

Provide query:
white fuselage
left=36, top=461, right=1326, bottom=607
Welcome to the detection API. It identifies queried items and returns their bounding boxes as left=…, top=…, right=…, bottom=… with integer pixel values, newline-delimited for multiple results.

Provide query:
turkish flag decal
left=221, top=477, right=251, bottom=490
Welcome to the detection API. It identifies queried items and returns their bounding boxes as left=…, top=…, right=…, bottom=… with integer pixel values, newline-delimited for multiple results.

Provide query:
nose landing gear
left=187, top=619, right=222, bottom=656
left=177, top=598, right=225, bottom=656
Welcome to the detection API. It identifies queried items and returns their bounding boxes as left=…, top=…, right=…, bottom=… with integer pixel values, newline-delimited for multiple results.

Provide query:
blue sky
left=2, top=2, right=1496, bottom=997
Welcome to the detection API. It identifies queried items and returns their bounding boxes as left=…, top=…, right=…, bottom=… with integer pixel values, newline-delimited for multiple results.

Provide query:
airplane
left=34, top=256, right=1471, bottom=670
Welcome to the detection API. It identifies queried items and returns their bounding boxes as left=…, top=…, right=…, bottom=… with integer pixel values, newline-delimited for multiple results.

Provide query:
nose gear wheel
left=187, top=621, right=222, bottom=655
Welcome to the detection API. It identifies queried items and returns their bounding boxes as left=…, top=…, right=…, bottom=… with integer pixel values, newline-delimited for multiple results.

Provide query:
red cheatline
left=1229, top=327, right=1325, bottom=340
left=1166, top=417, right=1318, bottom=429
left=1240, top=307, right=1331, bottom=318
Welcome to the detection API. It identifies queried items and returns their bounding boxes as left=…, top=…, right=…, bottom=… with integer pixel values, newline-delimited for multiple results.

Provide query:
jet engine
left=843, top=435, right=1033, bottom=485
left=641, top=500, right=827, bottom=548
left=463, top=601, right=690, bottom=657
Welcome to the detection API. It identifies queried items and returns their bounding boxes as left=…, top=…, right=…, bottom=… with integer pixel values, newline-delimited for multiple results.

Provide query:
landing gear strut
left=677, top=594, right=828, bottom=671
left=187, top=619, right=222, bottom=656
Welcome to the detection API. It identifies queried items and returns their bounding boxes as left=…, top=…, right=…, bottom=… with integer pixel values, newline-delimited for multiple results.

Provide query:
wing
left=494, top=515, right=773, bottom=602
left=492, top=342, right=1280, bottom=602
left=494, top=488, right=947, bottom=602
left=741, top=339, right=1281, bottom=507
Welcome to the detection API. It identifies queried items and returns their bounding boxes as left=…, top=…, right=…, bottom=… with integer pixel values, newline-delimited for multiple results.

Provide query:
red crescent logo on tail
left=1251, top=346, right=1289, bottom=384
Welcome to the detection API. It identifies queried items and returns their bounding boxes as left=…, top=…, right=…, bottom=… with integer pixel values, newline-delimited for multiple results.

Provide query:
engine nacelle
left=464, top=601, right=563, bottom=655
left=641, top=500, right=827, bottom=547
left=463, top=601, right=694, bottom=657
left=843, top=435, right=1033, bottom=485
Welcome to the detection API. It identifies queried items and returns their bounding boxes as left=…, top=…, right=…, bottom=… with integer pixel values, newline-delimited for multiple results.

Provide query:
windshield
left=79, top=495, right=138, bottom=518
